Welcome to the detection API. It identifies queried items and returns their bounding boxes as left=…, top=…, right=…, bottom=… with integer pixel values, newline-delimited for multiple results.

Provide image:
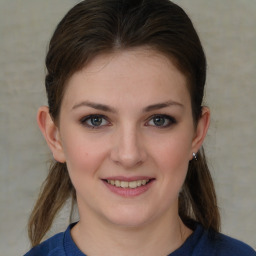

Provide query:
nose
left=110, top=125, right=147, bottom=169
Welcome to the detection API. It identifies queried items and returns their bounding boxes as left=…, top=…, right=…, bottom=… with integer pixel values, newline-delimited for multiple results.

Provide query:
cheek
left=61, top=131, right=109, bottom=177
left=158, top=144, right=189, bottom=185
left=148, top=130, right=193, bottom=189
left=160, top=142, right=190, bottom=168
left=151, top=131, right=193, bottom=168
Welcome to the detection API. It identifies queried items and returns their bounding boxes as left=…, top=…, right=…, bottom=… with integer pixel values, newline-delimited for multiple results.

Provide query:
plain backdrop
left=0, top=1, right=255, bottom=255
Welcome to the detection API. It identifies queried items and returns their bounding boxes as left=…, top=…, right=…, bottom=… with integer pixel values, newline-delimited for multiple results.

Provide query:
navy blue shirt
left=25, top=223, right=256, bottom=256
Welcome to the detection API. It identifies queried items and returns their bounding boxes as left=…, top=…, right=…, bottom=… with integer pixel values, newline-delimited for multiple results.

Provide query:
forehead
left=62, top=48, right=190, bottom=108
left=78, top=48, right=183, bottom=78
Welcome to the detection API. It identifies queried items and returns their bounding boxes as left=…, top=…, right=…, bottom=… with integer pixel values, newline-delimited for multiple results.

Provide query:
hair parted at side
left=28, top=0, right=220, bottom=247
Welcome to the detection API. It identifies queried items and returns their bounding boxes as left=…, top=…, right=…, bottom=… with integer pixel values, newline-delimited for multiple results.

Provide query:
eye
left=80, top=115, right=110, bottom=128
left=146, top=115, right=176, bottom=128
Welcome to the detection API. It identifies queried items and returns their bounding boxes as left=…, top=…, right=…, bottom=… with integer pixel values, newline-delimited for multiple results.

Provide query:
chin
left=102, top=206, right=155, bottom=228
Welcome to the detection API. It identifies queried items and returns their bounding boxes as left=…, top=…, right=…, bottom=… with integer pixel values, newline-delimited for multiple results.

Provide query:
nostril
left=109, top=133, right=147, bottom=168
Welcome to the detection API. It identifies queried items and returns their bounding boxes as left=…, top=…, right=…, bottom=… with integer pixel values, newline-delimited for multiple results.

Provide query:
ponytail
left=28, top=162, right=75, bottom=247
left=179, top=147, right=221, bottom=232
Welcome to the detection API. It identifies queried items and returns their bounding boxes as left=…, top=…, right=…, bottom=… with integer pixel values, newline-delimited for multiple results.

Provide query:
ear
left=191, top=107, right=210, bottom=157
left=37, top=106, right=66, bottom=163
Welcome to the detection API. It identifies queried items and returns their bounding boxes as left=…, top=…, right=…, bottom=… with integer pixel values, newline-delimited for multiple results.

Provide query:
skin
left=38, top=48, right=210, bottom=256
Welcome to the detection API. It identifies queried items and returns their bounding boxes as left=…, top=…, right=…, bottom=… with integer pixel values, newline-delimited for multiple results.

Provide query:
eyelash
left=80, top=115, right=110, bottom=129
left=80, top=114, right=177, bottom=129
left=145, top=114, right=177, bottom=128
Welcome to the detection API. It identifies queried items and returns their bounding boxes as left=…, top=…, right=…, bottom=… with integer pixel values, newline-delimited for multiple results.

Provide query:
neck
left=71, top=206, right=192, bottom=256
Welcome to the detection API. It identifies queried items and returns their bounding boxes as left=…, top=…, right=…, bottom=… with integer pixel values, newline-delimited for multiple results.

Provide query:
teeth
left=128, top=181, right=137, bottom=188
left=107, top=179, right=149, bottom=188
left=120, top=181, right=128, bottom=188
left=141, top=180, right=147, bottom=185
left=115, top=180, right=121, bottom=187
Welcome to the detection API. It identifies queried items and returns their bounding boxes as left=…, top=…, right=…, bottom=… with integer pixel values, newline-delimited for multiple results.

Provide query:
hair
left=28, top=0, right=220, bottom=247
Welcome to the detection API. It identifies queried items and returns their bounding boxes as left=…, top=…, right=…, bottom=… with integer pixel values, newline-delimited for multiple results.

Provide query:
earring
left=193, top=152, right=197, bottom=161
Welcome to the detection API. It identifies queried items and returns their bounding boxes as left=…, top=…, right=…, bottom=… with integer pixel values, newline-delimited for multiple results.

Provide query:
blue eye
left=80, top=115, right=109, bottom=128
left=147, top=115, right=176, bottom=128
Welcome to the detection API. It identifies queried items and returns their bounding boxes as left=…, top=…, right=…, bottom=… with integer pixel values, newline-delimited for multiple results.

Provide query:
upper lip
left=102, top=176, right=155, bottom=182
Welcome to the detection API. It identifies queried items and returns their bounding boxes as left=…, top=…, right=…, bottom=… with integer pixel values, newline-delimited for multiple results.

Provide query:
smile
left=106, top=179, right=150, bottom=188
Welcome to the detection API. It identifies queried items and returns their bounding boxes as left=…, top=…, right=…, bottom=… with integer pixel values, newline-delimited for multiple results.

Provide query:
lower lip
left=103, top=180, right=154, bottom=197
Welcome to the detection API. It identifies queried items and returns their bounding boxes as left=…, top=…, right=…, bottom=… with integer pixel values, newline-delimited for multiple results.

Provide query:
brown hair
left=28, top=0, right=220, bottom=247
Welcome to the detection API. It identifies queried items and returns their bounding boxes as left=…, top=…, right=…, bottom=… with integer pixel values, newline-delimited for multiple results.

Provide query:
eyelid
left=145, top=114, right=177, bottom=128
left=79, top=113, right=176, bottom=129
left=80, top=114, right=111, bottom=129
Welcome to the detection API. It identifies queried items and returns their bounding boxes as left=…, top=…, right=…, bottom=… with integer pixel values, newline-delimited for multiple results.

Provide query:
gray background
left=0, top=0, right=255, bottom=255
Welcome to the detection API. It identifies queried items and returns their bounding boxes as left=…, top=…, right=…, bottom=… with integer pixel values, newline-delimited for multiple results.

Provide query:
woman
left=25, top=0, right=255, bottom=255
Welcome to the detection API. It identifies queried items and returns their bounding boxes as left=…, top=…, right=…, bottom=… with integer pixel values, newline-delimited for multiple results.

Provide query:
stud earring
left=193, top=152, right=197, bottom=161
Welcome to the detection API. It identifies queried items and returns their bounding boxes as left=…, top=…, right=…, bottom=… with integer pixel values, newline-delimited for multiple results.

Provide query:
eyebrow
left=143, top=100, right=184, bottom=112
left=72, top=100, right=183, bottom=113
left=72, top=101, right=117, bottom=113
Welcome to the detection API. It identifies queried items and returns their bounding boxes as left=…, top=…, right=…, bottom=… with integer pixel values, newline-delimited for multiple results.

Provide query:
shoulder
left=198, top=228, right=256, bottom=256
left=24, top=232, right=65, bottom=256
left=212, top=232, right=256, bottom=256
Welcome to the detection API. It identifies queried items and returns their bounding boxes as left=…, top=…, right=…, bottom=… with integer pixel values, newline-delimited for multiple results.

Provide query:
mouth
left=102, top=177, right=155, bottom=197
left=104, top=179, right=152, bottom=189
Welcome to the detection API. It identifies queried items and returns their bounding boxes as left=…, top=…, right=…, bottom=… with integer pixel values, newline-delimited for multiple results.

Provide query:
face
left=54, top=48, right=205, bottom=228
